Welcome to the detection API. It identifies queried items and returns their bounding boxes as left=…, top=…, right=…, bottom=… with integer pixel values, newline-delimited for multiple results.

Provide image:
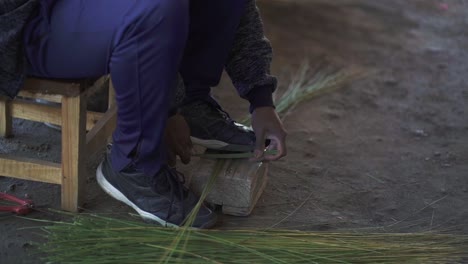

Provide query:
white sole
left=190, top=137, right=229, bottom=149
left=190, top=137, right=254, bottom=152
left=96, top=163, right=178, bottom=228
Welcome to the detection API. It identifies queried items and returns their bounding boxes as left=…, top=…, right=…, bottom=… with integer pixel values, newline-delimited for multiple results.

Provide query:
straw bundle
left=242, top=62, right=364, bottom=125
left=37, top=64, right=468, bottom=264
left=39, top=214, right=468, bottom=263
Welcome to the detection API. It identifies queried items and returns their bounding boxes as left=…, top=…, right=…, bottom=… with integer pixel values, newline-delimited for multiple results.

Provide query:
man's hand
left=164, top=114, right=192, bottom=167
left=251, top=106, right=287, bottom=161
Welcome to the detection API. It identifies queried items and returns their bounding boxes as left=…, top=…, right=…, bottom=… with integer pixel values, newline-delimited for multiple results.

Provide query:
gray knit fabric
left=171, top=74, right=186, bottom=110
left=0, top=0, right=38, bottom=98
left=226, top=0, right=277, bottom=99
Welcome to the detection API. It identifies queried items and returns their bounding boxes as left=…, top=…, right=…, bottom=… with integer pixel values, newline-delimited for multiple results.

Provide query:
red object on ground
left=0, top=193, right=34, bottom=215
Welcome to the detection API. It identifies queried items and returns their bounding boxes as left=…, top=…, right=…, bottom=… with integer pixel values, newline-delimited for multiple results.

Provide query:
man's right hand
left=164, top=114, right=193, bottom=167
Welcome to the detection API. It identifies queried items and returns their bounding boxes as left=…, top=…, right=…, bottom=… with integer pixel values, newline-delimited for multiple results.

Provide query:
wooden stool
left=0, top=77, right=116, bottom=212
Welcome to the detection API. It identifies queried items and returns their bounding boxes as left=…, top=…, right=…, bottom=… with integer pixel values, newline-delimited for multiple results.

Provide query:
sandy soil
left=1, top=0, right=468, bottom=263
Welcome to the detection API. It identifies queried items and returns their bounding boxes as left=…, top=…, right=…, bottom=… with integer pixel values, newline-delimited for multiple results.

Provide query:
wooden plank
left=86, top=106, right=117, bottom=156
left=11, top=100, right=103, bottom=131
left=22, top=78, right=84, bottom=97
left=0, top=154, right=61, bottom=185
left=11, top=100, right=62, bottom=126
left=85, top=75, right=109, bottom=98
left=87, top=111, right=104, bottom=130
left=105, top=81, right=117, bottom=145
left=17, top=91, right=62, bottom=103
left=0, top=98, right=12, bottom=137
left=108, top=80, right=116, bottom=110
left=61, top=94, right=87, bottom=212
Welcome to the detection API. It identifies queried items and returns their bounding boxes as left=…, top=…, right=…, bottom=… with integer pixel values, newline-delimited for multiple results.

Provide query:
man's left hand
left=251, top=106, right=287, bottom=161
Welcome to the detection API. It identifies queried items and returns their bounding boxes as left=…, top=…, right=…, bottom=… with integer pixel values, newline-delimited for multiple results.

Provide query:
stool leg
left=61, top=93, right=86, bottom=212
left=0, top=98, right=12, bottom=138
left=106, top=80, right=116, bottom=145
left=108, top=79, right=116, bottom=110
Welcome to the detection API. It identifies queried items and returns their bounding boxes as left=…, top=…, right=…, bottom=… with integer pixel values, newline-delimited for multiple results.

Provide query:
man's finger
left=253, top=129, right=266, bottom=160
left=176, top=144, right=191, bottom=165
left=181, top=146, right=191, bottom=165
left=266, top=140, right=277, bottom=151
left=264, top=145, right=284, bottom=161
left=264, top=134, right=287, bottom=161
left=168, top=148, right=177, bottom=167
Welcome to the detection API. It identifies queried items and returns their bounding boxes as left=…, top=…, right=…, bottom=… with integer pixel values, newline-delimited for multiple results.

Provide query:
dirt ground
left=2, top=0, right=468, bottom=263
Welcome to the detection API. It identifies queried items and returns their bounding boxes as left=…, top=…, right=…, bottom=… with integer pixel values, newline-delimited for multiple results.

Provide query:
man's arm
left=225, top=0, right=277, bottom=113
left=226, top=0, right=287, bottom=161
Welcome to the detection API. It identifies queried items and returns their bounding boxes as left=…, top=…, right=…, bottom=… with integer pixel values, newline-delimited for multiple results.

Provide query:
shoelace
left=199, top=100, right=235, bottom=124
left=187, top=100, right=252, bottom=142
left=161, top=166, right=187, bottom=225
left=215, top=107, right=233, bottom=123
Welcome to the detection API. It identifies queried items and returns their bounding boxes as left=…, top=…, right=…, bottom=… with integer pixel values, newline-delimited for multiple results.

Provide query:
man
left=167, top=1, right=286, bottom=167
left=1, top=0, right=287, bottom=229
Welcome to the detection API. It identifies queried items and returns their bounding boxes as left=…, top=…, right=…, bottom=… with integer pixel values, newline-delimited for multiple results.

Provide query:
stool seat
left=0, top=76, right=116, bottom=212
left=18, top=77, right=103, bottom=102
left=22, top=78, right=92, bottom=96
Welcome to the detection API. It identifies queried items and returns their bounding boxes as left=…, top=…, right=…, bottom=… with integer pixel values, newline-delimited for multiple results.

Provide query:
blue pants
left=24, top=0, right=246, bottom=176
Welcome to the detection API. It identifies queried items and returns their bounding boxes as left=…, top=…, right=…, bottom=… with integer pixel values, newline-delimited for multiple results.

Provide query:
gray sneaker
left=96, top=153, right=217, bottom=229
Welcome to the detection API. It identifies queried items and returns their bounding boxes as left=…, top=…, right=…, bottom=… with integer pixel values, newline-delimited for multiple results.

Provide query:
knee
left=138, top=0, right=189, bottom=31
left=113, top=0, right=189, bottom=57
left=158, top=0, right=189, bottom=16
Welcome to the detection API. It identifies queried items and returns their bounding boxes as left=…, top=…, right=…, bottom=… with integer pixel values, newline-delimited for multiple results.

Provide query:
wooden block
left=61, top=94, right=87, bottom=212
left=0, top=98, right=12, bottom=137
left=0, top=154, right=62, bottom=184
left=183, top=157, right=269, bottom=216
left=222, top=161, right=268, bottom=216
